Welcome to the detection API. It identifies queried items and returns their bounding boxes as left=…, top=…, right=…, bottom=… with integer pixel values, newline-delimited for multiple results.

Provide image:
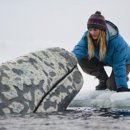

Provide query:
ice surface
left=69, top=90, right=130, bottom=109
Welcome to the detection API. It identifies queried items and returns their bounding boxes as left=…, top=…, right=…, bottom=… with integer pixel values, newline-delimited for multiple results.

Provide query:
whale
left=0, top=47, right=83, bottom=115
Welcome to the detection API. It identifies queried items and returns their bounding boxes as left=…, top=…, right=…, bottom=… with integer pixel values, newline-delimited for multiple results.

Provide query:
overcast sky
left=0, top=0, right=130, bottom=91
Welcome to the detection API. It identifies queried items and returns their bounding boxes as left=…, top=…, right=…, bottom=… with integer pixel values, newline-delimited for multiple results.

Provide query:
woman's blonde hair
left=87, top=30, right=106, bottom=60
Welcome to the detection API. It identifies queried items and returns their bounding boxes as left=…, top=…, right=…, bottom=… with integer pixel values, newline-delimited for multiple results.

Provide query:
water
left=0, top=107, right=130, bottom=130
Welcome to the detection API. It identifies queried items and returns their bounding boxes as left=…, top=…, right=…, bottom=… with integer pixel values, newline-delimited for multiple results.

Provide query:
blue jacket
left=72, top=21, right=130, bottom=88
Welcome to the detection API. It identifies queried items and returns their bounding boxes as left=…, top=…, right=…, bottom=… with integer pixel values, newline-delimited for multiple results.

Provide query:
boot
left=95, top=68, right=108, bottom=90
left=96, top=78, right=107, bottom=90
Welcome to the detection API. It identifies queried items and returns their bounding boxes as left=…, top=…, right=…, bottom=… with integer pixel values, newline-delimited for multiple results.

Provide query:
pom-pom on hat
left=87, top=11, right=106, bottom=31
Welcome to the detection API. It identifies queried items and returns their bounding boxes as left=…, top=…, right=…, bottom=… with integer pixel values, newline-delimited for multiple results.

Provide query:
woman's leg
left=106, top=71, right=116, bottom=91
left=106, top=64, right=130, bottom=91
left=78, top=57, right=108, bottom=90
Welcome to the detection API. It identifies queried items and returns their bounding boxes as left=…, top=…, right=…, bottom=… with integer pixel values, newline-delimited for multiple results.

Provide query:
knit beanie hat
left=87, top=11, right=106, bottom=31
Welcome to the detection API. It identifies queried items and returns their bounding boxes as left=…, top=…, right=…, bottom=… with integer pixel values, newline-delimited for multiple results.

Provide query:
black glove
left=117, top=87, right=130, bottom=92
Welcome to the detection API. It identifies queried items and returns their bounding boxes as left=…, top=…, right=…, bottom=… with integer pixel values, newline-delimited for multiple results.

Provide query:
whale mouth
left=33, top=65, right=77, bottom=113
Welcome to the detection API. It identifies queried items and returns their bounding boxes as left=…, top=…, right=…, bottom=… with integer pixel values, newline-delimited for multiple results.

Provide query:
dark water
left=0, top=107, right=130, bottom=130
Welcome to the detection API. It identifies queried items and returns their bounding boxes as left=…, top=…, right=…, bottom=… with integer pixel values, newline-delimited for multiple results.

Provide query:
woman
left=72, top=11, right=130, bottom=92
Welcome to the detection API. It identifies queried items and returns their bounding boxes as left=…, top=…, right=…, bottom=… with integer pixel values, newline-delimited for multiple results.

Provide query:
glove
left=117, top=87, right=130, bottom=92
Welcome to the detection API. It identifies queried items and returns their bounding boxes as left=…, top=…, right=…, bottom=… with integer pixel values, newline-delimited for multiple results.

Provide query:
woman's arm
left=112, top=36, right=128, bottom=88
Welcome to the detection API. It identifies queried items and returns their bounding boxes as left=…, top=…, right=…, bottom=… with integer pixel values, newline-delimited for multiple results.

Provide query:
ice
left=69, top=89, right=130, bottom=109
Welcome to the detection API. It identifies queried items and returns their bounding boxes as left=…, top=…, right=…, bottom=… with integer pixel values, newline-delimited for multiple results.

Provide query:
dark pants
left=78, top=57, right=130, bottom=91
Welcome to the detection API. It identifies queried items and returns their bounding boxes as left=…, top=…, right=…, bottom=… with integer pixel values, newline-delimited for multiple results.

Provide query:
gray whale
left=0, top=47, right=83, bottom=115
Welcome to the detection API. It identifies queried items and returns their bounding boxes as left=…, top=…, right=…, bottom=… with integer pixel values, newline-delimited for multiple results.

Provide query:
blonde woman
left=72, top=11, right=130, bottom=92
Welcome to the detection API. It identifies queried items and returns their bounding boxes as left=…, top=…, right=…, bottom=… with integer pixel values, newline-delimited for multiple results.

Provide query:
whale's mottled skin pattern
left=37, top=67, right=82, bottom=113
left=0, top=47, right=83, bottom=115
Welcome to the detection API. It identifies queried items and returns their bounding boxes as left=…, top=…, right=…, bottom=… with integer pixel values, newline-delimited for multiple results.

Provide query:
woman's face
left=89, top=28, right=100, bottom=40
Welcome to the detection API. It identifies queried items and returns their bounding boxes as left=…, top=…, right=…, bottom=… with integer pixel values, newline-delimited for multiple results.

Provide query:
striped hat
left=87, top=11, right=106, bottom=31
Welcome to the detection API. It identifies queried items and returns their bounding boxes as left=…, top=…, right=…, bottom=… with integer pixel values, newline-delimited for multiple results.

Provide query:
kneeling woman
left=72, top=11, right=130, bottom=92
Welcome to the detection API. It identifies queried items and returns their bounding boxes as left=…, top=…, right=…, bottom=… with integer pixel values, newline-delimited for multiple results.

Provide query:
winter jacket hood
left=106, top=20, right=119, bottom=42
